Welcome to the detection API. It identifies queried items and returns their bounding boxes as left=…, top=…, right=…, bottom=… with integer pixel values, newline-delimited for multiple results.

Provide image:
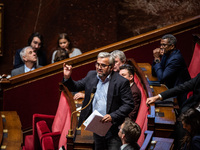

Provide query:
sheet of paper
left=83, top=110, right=112, bottom=136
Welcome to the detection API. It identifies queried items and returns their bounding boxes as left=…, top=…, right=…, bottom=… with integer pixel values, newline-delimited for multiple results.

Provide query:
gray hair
left=97, top=52, right=115, bottom=66
left=161, top=34, right=177, bottom=47
left=111, top=50, right=126, bottom=63
left=20, top=46, right=33, bottom=62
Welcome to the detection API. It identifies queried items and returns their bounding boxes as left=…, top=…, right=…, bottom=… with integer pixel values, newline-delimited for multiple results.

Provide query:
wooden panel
left=0, top=3, right=3, bottom=56
left=0, top=114, right=2, bottom=144
left=0, top=111, right=22, bottom=150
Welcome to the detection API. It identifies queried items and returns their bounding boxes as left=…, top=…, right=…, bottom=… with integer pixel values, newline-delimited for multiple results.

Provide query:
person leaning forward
left=62, top=52, right=134, bottom=150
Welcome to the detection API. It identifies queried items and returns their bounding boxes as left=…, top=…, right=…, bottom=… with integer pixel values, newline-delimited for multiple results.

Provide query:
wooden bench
left=0, top=111, right=22, bottom=150
left=138, top=63, right=176, bottom=138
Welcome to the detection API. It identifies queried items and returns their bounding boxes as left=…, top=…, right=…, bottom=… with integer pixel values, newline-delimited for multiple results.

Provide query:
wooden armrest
left=140, top=130, right=154, bottom=150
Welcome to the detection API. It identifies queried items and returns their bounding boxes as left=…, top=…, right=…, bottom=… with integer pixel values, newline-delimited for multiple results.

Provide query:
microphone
left=68, top=87, right=96, bottom=137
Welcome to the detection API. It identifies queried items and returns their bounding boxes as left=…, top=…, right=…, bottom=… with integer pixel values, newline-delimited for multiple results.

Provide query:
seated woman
left=51, top=33, right=82, bottom=63
left=180, top=108, right=200, bottom=150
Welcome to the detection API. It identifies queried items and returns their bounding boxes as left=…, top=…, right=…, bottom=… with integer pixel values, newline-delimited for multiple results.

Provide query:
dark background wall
left=0, top=0, right=200, bottom=75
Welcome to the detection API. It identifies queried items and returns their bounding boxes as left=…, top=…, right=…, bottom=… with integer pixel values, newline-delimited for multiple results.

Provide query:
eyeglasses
left=95, top=62, right=110, bottom=68
left=160, top=43, right=171, bottom=47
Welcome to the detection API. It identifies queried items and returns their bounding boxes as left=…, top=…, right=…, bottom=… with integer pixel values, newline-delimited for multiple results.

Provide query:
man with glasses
left=63, top=52, right=134, bottom=150
left=152, top=34, right=190, bottom=107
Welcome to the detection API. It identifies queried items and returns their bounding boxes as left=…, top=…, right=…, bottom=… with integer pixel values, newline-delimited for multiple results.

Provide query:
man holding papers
left=63, top=52, right=134, bottom=150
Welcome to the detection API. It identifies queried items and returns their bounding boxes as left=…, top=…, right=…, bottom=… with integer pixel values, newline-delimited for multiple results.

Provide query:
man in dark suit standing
left=152, top=34, right=191, bottom=107
left=11, top=46, right=42, bottom=76
left=63, top=52, right=134, bottom=150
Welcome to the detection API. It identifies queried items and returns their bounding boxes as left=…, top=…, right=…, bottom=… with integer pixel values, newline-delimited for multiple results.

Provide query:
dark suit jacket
left=152, top=49, right=191, bottom=89
left=161, top=73, right=200, bottom=113
left=129, top=83, right=141, bottom=121
left=182, top=135, right=200, bottom=150
left=11, top=65, right=42, bottom=77
left=63, top=70, right=134, bottom=138
left=121, top=143, right=140, bottom=150
left=14, top=48, right=47, bottom=69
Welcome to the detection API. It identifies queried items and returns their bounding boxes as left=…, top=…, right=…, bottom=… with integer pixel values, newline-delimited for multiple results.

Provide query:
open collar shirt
left=92, top=74, right=111, bottom=116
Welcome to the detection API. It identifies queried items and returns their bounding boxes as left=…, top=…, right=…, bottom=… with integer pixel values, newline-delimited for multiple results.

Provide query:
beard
left=96, top=68, right=110, bottom=79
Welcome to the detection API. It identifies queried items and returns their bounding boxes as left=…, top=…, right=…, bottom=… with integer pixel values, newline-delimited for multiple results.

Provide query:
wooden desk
left=73, top=125, right=94, bottom=150
left=138, top=63, right=158, bottom=81
left=67, top=97, right=94, bottom=150
left=151, top=137, right=174, bottom=150
left=138, top=63, right=176, bottom=138
left=0, top=111, right=22, bottom=150
left=141, top=130, right=174, bottom=150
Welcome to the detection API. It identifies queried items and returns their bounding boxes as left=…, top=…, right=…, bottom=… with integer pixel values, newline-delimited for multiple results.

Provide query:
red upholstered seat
left=134, top=75, right=149, bottom=147
left=187, top=43, right=200, bottom=99
left=23, top=84, right=75, bottom=150
left=188, top=43, right=200, bottom=78
left=42, top=136, right=55, bottom=150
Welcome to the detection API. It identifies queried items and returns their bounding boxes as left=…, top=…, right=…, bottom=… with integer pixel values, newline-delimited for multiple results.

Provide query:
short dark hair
left=119, top=64, right=135, bottom=76
left=28, top=32, right=44, bottom=48
left=122, top=118, right=141, bottom=143
left=161, top=34, right=177, bottom=47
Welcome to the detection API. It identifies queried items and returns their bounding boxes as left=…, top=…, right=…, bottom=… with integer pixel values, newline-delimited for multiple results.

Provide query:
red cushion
left=23, top=135, right=34, bottom=150
left=36, top=120, right=51, bottom=144
left=42, top=136, right=55, bottom=150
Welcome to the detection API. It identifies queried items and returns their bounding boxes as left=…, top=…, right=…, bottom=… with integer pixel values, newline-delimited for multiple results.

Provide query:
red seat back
left=188, top=43, right=200, bottom=78
left=52, top=91, right=72, bottom=148
left=134, top=74, right=149, bottom=147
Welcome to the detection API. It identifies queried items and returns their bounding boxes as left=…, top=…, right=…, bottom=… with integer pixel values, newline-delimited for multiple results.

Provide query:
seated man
left=11, top=46, right=42, bottom=76
left=119, top=64, right=141, bottom=121
left=14, top=32, right=46, bottom=69
left=111, top=50, right=126, bottom=72
left=118, top=117, right=141, bottom=150
left=152, top=34, right=191, bottom=106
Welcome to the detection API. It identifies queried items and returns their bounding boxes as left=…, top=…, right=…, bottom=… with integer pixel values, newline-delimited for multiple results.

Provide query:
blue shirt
left=24, top=64, right=35, bottom=73
left=92, top=74, right=111, bottom=116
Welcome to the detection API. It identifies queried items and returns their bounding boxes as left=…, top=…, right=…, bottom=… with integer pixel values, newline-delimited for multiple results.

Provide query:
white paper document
left=83, top=110, right=112, bottom=136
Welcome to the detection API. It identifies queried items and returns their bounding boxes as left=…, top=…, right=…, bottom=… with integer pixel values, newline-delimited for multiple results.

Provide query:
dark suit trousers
left=93, top=133, right=122, bottom=150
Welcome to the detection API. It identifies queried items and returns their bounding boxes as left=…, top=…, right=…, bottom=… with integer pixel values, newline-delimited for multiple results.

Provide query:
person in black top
left=14, top=32, right=46, bottom=69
